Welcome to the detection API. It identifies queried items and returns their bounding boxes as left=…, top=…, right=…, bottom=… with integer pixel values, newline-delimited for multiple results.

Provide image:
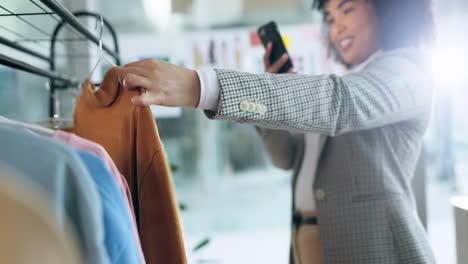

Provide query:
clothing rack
left=0, top=0, right=120, bottom=117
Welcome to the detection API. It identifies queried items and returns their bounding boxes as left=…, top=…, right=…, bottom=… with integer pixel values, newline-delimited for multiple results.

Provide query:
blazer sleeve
left=255, top=127, right=303, bottom=170
left=205, top=48, right=433, bottom=136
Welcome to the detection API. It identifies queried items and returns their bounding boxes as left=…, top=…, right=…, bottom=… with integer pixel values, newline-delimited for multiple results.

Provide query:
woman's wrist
left=189, top=69, right=201, bottom=108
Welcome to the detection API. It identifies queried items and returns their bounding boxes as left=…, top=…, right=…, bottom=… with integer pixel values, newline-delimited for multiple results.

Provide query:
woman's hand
left=263, top=42, right=295, bottom=74
left=117, top=59, right=201, bottom=107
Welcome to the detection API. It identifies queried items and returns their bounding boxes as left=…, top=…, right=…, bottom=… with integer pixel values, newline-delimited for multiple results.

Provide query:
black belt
left=293, top=212, right=318, bottom=226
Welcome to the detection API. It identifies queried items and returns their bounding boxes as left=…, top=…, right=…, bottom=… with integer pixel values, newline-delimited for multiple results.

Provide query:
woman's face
left=325, top=0, right=379, bottom=65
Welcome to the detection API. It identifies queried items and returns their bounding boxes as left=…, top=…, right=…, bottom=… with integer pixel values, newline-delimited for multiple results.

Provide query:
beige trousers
left=291, top=211, right=323, bottom=264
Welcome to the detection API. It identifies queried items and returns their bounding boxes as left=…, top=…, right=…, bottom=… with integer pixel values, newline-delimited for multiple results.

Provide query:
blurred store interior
left=1, top=0, right=468, bottom=263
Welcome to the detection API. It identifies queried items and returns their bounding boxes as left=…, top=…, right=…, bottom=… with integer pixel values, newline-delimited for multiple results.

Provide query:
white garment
left=350, top=50, right=383, bottom=73
left=293, top=50, right=383, bottom=211
left=195, top=69, right=220, bottom=111
left=294, top=134, right=326, bottom=211
left=195, top=50, right=383, bottom=211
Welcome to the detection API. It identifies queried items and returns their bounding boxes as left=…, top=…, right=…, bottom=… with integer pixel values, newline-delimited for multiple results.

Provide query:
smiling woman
left=314, top=0, right=434, bottom=66
left=118, top=0, right=436, bottom=262
left=322, top=0, right=380, bottom=65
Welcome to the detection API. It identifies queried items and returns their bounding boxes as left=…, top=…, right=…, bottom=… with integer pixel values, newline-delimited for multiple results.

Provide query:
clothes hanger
left=0, top=116, right=55, bottom=137
left=35, top=117, right=73, bottom=130
left=88, top=16, right=117, bottom=83
left=35, top=82, right=75, bottom=131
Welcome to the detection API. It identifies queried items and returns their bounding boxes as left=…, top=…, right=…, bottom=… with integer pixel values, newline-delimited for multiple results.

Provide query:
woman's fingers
left=118, top=67, right=151, bottom=85
left=124, top=58, right=158, bottom=68
left=268, top=53, right=289, bottom=73
left=118, top=58, right=201, bottom=108
left=122, top=73, right=152, bottom=92
left=263, top=43, right=294, bottom=74
left=131, top=92, right=164, bottom=107
left=263, top=42, right=273, bottom=69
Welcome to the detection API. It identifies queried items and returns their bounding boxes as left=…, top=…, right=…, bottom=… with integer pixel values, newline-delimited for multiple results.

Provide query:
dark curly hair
left=313, top=0, right=434, bottom=64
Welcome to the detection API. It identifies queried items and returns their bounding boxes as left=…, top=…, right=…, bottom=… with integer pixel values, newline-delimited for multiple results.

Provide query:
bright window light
left=431, top=44, right=468, bottom=86
left=144, top=0, right=172, bottom=31
left=431, top=16, right=468, bottom=87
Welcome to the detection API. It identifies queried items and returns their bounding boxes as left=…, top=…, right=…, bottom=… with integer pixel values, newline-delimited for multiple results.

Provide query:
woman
left=257, top=0, right=433, bottom=263
left=117, top=0, right=435, bottom=263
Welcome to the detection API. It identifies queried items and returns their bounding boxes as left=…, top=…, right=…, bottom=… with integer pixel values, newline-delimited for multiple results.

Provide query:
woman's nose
left=334, top=20, right=346, bottom=36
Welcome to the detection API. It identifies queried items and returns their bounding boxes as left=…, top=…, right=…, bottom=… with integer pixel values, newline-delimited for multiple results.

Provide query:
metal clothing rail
left=0, top=53, right=76, bottom=85
left=38, top=0, right=119, bottom=60
left=0, top=0, right=120, bottom=117
left=0, top=0, right=120, bottom=66
left=48, top=11, right=121, bottom=117
left=0, top=36, right=50, bottom=62
left=50, top=11, right=121, bottom=74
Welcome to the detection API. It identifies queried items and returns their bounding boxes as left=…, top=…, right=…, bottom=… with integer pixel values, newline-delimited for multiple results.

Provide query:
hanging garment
left=0, top=125, right=110, bottom=264
left=0, top=166, right=82, bottom=264
left=53, top=130, right=145, bottom=262
left=74, top=67, right=187, bottom=264
left=76, top=149, right=143, bottom=264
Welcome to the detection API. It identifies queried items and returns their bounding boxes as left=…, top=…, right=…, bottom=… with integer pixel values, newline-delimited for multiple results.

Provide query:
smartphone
left=257, top=21, right=293, bottom=73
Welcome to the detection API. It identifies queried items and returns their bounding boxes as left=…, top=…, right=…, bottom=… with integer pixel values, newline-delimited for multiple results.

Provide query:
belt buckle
left=292, top=212, right=302, bottom=227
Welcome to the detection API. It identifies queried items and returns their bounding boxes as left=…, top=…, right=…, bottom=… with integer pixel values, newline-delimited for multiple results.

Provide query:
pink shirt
left=53, top=130, right=145, bottom=263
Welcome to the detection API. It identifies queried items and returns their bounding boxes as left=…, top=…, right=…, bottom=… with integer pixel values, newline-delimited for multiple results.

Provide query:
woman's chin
left=340, top=56, right=354, bottom=65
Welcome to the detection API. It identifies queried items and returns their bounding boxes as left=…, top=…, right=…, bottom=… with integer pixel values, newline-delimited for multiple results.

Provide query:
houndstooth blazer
left=206, top=48, right=436, bottom=263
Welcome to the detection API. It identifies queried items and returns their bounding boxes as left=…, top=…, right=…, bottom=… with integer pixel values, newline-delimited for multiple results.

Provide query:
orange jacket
left=74, top=67, right=187, bottom=264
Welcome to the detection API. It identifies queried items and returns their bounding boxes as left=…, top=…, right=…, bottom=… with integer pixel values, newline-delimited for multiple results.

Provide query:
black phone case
left=257, top=21, right=293, bottom=73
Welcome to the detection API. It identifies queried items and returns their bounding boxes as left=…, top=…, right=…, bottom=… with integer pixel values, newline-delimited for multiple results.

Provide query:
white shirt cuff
left=195, top=69, right=220, bottom=111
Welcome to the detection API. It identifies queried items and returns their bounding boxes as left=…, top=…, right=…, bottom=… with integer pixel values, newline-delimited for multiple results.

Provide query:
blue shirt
left=76, top=150, right=143, bottom=264
left=0, top=125, right=109, bottom=264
